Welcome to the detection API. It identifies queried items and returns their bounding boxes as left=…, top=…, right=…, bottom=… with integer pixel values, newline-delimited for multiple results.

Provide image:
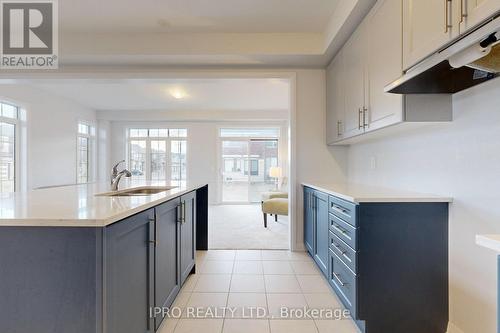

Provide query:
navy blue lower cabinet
left=313, top=191, right=329, bottom=276
left=303, top=187, right=449, bottom=333
left=180, top=191, right=196, bottom=285
left=154, top=199, right=182, bottom=330
left=356, top=202, right=449, bottom=333
left=304, top=187, right=315, bottom=255
left=105, top=209, right=156, bottom=333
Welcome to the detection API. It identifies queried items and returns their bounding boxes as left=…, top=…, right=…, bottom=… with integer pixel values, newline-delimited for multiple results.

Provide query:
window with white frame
left=77, top=122, right=95, bottom=184
left=0, top=102, right=19, bottom=193
left=128, top=128, right=187, bottom=183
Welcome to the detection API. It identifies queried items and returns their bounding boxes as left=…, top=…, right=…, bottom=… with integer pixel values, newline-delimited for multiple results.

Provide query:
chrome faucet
left=110, top=160, right=132, bottom=191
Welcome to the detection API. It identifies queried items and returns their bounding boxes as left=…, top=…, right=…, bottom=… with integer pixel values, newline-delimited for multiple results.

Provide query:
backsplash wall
left=347, top=78, right=500, bottom=333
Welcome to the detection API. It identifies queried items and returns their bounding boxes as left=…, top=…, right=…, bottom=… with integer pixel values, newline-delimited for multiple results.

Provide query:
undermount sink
left=96, top=186, right=177, bottom=197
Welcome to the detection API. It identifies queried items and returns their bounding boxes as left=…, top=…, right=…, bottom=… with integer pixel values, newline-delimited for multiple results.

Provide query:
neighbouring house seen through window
left=128, top=128, right=187, bottom=184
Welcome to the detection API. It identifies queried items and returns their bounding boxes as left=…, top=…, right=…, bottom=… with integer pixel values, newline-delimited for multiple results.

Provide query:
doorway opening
left=220, top=128, right=280, bottom=203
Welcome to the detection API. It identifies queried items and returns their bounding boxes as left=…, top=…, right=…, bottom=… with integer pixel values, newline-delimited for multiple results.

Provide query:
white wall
left=0, top=85, right=97, bottom=190
left=293, top=70, right=348, bottom=250
left=103, top=117, right=289, bottom=205
left=347, top=78, right=500, bottom=333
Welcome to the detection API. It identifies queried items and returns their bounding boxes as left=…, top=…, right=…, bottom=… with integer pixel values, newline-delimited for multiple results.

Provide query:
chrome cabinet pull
left=148, top=217, right=158, bottom=245
left=333, top=225, right=352, bottom=240
left=358, top=108, right=363, bottom=130
left=337, top=120, right=342, bottom=137
left=334, top=243, right=347, bottom=255
left=333, top=242, right=352, bottom=263
left=181, top=201, right=186, bottom=223
left=363, top=107, right=368, bottom=128
left=445, top=0, right=452, bottom=33
left=177, top=204, right=182, bottom=223
left=333, top=273, right=347, bottom=287
left=331, top=204, right=347, bottom=214
left=460, top=0, right=468, bottom=23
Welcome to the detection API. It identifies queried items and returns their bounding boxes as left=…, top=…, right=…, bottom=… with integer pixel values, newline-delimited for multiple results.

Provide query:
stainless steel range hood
left=386, top=15, right=500, bottom=94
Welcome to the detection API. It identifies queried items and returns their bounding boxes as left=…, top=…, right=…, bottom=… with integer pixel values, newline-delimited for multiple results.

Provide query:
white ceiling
left=60, top=0, right=339, bottom=33
left=32, top=79, right=290, bottom=111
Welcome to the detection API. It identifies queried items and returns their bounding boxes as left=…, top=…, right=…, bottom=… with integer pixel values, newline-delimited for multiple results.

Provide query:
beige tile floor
left=157, top=250, right=361, bottom=333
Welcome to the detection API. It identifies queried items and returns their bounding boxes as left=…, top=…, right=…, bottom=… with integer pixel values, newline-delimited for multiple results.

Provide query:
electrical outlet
left=370, top=156, right=377, bottom=170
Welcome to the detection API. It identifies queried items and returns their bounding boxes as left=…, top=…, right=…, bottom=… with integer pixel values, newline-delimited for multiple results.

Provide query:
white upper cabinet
left=459, top=0, right=500, bottom=33
left=326, top=50, right=345, bottom=144
left=403, top=0, right=460, bottom=69
left=365, top=0, right=404, bottom=132
left=343, top=24, right=367, bottom=138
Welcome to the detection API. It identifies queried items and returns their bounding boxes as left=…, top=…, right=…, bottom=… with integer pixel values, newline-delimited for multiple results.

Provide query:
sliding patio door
left=221, top=135, right=279, bottom=203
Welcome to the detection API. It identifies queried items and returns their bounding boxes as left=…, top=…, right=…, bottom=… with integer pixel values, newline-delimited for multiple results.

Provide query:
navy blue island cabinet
left=0, top=189, right=202, bottom=333
left=303, top=185, right=449, bottom=333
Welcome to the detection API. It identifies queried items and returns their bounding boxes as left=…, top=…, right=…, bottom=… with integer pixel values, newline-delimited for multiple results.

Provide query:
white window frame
left=0, top=101, right=20, bottom=193
left=76, top=121, right=95, bottom=184
left=217, top=125, right=281, bottom=204
left=127, top=128, right=187, bottom=182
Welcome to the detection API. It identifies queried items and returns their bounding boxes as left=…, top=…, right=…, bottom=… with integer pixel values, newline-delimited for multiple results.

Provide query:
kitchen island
left=0, top=181, right=208, bottom=333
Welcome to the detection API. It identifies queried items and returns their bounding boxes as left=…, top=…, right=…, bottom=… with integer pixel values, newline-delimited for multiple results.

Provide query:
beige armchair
left=261, top=194, right=288, bottom=228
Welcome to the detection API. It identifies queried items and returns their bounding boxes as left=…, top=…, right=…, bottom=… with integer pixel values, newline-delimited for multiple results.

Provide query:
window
left=77, top=122, right=95, bottom=184
left=0, top=102, right=18, bottom=193
left=128, top=128, right=187, bottom=183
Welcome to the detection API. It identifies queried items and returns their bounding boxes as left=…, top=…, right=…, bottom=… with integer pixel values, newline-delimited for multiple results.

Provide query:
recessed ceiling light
left=169, top=88, right=188, bottom=99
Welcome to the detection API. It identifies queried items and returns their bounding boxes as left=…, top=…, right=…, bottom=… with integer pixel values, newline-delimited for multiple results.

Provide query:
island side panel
left=196, top=185, right=208, bottom=250
left=0, top=227, right=100, bottom=333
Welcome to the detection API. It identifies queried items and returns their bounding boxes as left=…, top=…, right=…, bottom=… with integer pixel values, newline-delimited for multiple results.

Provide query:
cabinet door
left=403, top=0, right=460, bottom=69
left=304, top=188, right=314, bottom=255
left=313, top=191, right=329, bottom=276
left=365, top=0, right=404, bottom=132
left=154, top=199, right=181, bottom=331
left=105, top=209, right=155, bottom=333
left=343, top=24, right=366, bottom=138
left=326, top=50, right=345, bottom=144
left=460, top=0, right=500, bottom=33
left=180, top=191, right=196, bottom=285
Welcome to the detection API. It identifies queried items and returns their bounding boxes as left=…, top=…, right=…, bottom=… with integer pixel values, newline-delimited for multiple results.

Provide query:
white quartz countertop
left=476, top=235, right=500, bottom=252
left=0, top=180, right=206, bottom=227
left=302, top=182, right=453, bottom=203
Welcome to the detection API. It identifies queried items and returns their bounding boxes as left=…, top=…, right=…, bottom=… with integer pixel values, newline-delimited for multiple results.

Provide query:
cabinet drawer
left=329, top=196, right=357, bottom=227
left=329, top=249, right=357, bottom=318
left=329, top=213, right=357, bottom=250
left=329, top=231, right=356, bottom=274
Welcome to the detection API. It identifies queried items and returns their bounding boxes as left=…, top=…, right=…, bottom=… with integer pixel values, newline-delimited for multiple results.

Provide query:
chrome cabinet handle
left=331, top=204, right=347, bottom=214
left=363, top=107, right=368, bottom=128
left=333, top=273, right=347, bottom=287
left=333, top=225, right=352, bottom=240
left=148, top=217, right=158, bottom=245
left=445, top=0, right=452, bottom=33
left=333, top=241, right=353, bottom=263
left=337, top=120, right=342, bottom=137
left=181, top=201, right=186, bottom=223
left=177, top=204, right=182, bottom=223
left=358, top=108, right=363, bottom=130
left=334, top=243, right=347, bottom=255
left=460, top=0, right=468, bottom=23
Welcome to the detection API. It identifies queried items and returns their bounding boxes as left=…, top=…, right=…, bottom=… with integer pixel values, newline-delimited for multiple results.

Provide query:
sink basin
left=96, top=186, right=177, bottom=197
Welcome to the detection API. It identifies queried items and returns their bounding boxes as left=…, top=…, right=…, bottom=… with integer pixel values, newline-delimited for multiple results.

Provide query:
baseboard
left=447, top=322, right=465, bottom=333
left=293, top=242, right=306, bottom=252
